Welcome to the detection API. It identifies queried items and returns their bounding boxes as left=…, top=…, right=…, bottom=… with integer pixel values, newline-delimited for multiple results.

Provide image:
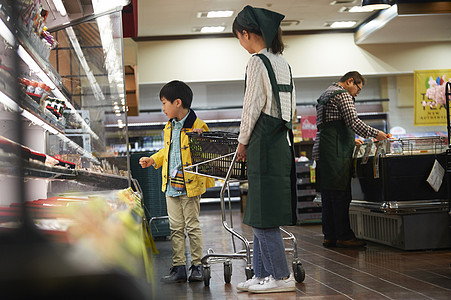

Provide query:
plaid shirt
left=312, top=83, right=379, bottom=160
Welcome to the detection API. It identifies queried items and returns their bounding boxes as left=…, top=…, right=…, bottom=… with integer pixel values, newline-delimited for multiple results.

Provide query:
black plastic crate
left=187, top=131, right=247, bottom=180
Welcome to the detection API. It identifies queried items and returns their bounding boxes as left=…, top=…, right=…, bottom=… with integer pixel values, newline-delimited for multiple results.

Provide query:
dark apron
left=243, top=54, right=297, bottom=228
left=317, top=90, right=355, bottom=191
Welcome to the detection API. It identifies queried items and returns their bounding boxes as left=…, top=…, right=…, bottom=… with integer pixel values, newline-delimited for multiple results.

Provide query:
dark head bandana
left=235, top=5, right=285, bottom=49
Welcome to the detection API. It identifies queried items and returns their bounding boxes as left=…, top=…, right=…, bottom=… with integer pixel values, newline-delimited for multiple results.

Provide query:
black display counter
left=352, top=152, right=447, bottom=202
left=350, top=148, right=450, bottom=250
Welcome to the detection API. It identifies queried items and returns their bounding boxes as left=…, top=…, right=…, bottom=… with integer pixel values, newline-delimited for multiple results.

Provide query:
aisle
left=148, top=206, right=451, bottom=300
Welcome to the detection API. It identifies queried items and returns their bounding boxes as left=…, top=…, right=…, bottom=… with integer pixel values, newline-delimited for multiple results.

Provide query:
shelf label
left=427, top=159, right=445, bottom=192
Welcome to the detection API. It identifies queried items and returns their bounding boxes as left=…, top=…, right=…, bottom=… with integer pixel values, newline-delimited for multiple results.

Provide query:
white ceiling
left=44, top=0, right=451, bottom=43
left=135, top=0, right=451, bottom=44
left=137, top=0, right=374, bottom=37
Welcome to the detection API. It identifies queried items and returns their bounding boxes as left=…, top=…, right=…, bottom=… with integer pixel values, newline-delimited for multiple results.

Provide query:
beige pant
left=166, top=194, right=203, bottom=266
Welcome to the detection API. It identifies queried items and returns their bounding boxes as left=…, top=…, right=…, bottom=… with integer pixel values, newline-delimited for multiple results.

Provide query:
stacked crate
left=296, top=161, right=321, bottom=224
left=130, top=152, right=170, bottom=238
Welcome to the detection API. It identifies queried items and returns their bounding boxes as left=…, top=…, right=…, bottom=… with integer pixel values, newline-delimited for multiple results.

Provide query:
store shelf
left=296, top=161, right=321, bottom=224
left=0, top=149, right=130, bottom=188
left=0, top=153, right=74, bottom=179
left=0, top=4, right=62, bottom=86
left=0, top=7, right=97, bottom=140
left=0, top=72, right=65, bottom=135
left=25, top=160, right=75, bottom=180
left=0, top=2, right=131, bottom=191
left=0, top=2, right=147, bottom=296
left=75, top=169, right=129, bottom=189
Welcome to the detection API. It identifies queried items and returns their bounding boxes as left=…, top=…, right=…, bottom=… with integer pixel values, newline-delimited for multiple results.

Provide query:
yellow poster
left=414, top=69, right=451, bottom=126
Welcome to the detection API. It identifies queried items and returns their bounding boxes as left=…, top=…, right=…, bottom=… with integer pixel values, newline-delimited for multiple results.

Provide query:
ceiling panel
left=46, top=1, right=451, bottom=44
left=137, top=0, right=375, bottom=38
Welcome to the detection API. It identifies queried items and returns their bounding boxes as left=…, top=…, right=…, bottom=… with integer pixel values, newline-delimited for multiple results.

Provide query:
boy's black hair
left=159, top=80, right=193, bottom=109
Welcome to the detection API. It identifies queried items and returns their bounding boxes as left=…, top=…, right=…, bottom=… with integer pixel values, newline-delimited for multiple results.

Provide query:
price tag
left=310, top=165, right=316, bottom=183
left=373, top=143, right=384, bottom=179
left=361, top=141, right=373, bottom=165
left=352, top=144, right=361, bottom=178
left=427, top=159, right=445, bottom=192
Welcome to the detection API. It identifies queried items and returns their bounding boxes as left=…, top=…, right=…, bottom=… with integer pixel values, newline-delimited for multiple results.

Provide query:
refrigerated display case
left=350, top=136, right=451, bottom=250
left=0, top=1, right=151, bottom=298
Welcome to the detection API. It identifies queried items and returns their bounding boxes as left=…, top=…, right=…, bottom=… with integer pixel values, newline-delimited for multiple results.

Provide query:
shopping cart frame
left=185, top=133, right=305, bottom=286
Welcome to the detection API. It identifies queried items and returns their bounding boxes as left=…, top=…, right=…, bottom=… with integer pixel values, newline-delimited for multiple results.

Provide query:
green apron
left=243, top=54, right=297, bottom=228
left=317, top=90, right=355, bottom=191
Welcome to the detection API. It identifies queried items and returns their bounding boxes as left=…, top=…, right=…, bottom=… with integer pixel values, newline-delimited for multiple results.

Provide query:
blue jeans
left=321, top=189, right=356, bottom=241
left=252, top=227, right=290, bottom=280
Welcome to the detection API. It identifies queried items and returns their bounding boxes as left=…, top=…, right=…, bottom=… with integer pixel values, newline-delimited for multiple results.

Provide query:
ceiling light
left=197, top=10, right=234, bottom=18
left=200, top=26, right=225, bottom=33
left=52, top=0, right=67, bottom=17
left=348, top=6, right=375, bottom=12
left=281, top=20, right=301, bottom=27
left=0, top=17, right=15, bottom=45
left=91, top=0, right=130, bottom=14
left=330, top=21, right=357, bottom=28
left=361, top=0, right=392, bottom=10
left=330, top=1, right=355, bottom=5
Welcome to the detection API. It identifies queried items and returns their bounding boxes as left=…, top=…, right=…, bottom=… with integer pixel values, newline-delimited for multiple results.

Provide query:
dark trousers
left=321, top=188, right=356, bottom=241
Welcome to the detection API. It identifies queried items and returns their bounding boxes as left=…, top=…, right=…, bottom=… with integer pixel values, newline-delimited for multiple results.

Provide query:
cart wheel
left=245, top=267, right=254, bottom=280
left=224, top=261, right=232, bottom=283
left=203, top=265, right=211, bottom=286
left=292, top=260, right=305, bottom=283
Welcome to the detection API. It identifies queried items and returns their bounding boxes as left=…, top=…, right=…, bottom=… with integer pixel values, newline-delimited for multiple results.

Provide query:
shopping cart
left=185, top=131, right=305, bottom=286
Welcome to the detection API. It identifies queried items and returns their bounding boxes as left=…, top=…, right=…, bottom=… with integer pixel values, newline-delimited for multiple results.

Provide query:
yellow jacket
left=151, top=110, right=215, bottom=197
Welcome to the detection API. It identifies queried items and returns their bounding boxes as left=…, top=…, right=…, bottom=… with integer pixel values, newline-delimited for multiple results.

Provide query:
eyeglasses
left=354, top=81, right=362, bottom=93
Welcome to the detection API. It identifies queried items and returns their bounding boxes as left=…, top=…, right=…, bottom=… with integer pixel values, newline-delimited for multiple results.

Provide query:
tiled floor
left=148, top=204, right=451, bottom=299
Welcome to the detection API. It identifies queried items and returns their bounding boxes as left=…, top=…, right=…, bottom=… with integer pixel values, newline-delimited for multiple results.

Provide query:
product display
left=45, top=97, right=66, bottom=119
left=353, top=136, right=448, bottom=203
left=17, top=0, right=57, bottom=59
left=0, top=1, right=146, bottom=298
left=0, top=135, right=76, bottom=169
left=350, top=136, right=450, bottom=250
left=0, top=188, right=155, bottom=279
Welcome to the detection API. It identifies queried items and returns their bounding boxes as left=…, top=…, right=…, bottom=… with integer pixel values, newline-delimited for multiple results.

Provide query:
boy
left=139, top=80, right=214, bottom=283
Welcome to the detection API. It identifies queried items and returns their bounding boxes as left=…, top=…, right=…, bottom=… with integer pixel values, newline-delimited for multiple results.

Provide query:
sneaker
left=236, top=276, right=268, bottom=292
left=248, top=274, right=296, bottom=293
left=188, top=264, right=203, bottom=282
left=336, top=238, right=367, bottom=248
left=160, top=265, right=187, bottom=283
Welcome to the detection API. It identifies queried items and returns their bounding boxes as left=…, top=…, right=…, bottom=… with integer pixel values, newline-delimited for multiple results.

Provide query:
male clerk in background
left=312, top=71, right=389, bottom=248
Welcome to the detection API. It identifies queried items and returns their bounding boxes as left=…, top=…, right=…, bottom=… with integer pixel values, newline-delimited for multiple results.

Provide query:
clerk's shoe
left=248, top=274, right=296, bottom=293
left=322, top=239, right=337, bottom=248
left=336, top=238, right=367, bottom=248
left=188, top=264, right=203, bottom=282
left=236, top=276, right=268, bottom=291
left=161, top=265, right=187, bottom=283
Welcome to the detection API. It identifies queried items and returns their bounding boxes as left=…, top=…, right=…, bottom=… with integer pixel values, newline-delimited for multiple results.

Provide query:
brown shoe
left=336, top=239, right=367, bottom=248
left=322, top=239, right=337, bottom=248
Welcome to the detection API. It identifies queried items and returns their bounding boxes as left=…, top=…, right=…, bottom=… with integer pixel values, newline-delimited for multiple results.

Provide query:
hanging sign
left=414, top=69, right=451, bottom=126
